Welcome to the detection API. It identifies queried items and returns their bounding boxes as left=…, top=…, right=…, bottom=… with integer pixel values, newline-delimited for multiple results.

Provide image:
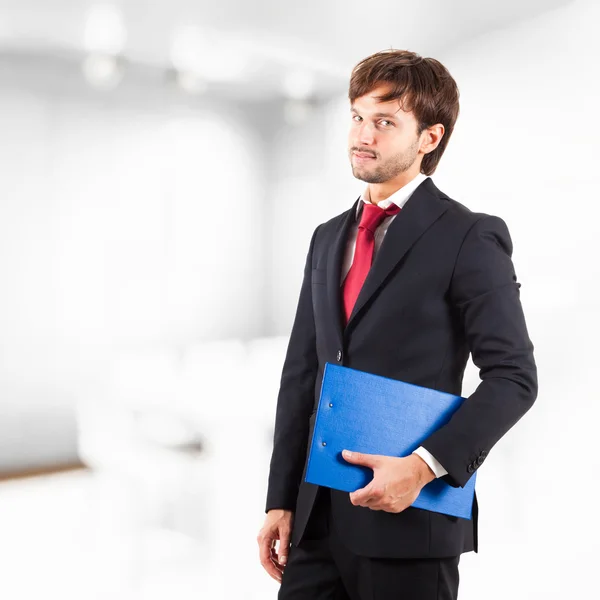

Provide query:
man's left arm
left=420, top=215, right=538, bottom=489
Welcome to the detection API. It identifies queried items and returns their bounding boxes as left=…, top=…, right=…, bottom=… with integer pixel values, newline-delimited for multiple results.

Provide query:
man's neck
left=367, top=172, right=421, bottom=205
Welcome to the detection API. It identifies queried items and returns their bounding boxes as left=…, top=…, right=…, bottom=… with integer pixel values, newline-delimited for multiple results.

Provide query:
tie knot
left=358, top=202, right=401, bottom=234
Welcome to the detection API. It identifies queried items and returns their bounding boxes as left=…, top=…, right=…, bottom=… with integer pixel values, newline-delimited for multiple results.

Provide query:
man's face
left=348, top=84, right=423, bottom=184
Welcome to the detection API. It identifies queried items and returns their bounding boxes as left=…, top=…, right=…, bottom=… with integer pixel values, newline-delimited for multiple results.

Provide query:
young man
left=258, top=49, right=537, bottom=599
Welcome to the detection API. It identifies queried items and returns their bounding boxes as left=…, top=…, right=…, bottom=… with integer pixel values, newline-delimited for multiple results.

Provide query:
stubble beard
left=351, top=138, right=420, bottom=184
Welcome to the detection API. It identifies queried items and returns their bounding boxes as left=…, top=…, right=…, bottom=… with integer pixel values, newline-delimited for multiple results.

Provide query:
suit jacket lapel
left=326, top=196, right=360, bottom=349
left=326, top=177, right=450, bottom=343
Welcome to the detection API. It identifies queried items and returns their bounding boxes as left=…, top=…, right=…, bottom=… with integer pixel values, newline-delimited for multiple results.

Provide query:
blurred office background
left=0, top=0, right=597, bottom=598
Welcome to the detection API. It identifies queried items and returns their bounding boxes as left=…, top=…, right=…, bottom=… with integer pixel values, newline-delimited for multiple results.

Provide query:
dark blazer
left=265, top=176, right=537, bottom=558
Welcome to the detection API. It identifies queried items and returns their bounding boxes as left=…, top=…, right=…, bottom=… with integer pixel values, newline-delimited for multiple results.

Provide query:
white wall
left=267, top=1, right=599, bottom=597
left=266, top=95, right=363, bottom=333
left=0, top=57, right=268, bottom=471
left=436, top=2, right=600, bottom=597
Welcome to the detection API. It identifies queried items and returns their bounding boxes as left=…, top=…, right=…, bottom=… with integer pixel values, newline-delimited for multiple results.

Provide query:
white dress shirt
left=340, top=171, right=449, bottom=479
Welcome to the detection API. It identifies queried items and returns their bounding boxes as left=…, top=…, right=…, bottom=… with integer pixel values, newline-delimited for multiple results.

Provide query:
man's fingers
left=350, top=482, right=375, bottom=505
left=278, top=532, right=290, bottom=566
left=351, top=483, right=386, bottom=506
left=257, top=533, right=283, bottom=582
left=342, top=450, right=381, bottom=468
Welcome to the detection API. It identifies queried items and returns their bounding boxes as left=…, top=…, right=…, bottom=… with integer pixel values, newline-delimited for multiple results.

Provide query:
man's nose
left=357, top=121, right=375, bottom=145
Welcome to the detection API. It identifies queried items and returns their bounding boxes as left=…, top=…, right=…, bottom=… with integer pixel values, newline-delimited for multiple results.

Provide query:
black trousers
left=278, top=488, right=460, bottom=600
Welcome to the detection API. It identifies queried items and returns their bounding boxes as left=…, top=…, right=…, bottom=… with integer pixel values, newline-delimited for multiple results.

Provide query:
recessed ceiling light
left=82, top=53, right=124, bottom=90
left=282, top=70, right=316, bottom=100
left=83, top=4, right=127, bottom=55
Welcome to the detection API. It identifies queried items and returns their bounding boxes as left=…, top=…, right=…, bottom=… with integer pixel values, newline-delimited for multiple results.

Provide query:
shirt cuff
left=412, top=446, right=448, bottom=478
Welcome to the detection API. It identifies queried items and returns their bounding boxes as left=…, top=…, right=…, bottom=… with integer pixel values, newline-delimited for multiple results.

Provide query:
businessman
left=258, top=49, right=537, bottom=599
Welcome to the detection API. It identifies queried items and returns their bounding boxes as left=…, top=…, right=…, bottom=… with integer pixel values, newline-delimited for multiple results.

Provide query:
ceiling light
left=83, top=4, right=127, bottom=55
left=170, top=25, right=252, bottom=83
left=282, top=70, right=316, bottom=100
left=82, top=53, right=124, bottom=90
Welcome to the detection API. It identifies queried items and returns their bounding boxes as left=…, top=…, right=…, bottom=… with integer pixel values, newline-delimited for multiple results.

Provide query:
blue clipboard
left=305, top=362, right=476, bottom=519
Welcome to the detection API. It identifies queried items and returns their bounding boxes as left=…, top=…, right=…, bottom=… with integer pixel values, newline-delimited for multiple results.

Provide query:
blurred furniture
left=75, top=336, right=289, bottom=573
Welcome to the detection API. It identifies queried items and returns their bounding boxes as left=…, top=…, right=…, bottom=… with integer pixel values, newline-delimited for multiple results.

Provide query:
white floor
left=0, top=468, right=279, bottom=600
left=0, top=467, right=594, bottom=599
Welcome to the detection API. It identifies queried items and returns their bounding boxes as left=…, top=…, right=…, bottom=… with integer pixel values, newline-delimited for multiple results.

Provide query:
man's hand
left=257, top=509, right=294, bottom=584
left=342, top=450, right=436, bottom=513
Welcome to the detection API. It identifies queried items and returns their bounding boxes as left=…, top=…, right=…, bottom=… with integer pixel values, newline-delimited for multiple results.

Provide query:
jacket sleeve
left=421, top=215, right=538, bottom=488
left=265, top=225, right=321, bottom=512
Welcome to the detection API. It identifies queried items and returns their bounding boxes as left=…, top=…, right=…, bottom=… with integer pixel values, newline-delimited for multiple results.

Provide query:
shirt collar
left=355, top=172, right=429, bottom=221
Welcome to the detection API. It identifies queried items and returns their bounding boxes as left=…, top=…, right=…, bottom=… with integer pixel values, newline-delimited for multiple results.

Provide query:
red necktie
left=342, top=202, right=402, bottom=325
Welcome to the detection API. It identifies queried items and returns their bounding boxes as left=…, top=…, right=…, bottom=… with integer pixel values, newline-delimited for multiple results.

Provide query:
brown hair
left=348, top=49, right=460, bottom=176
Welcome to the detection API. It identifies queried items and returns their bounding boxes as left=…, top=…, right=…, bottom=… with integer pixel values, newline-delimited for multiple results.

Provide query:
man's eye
left=351, top=115, right=392, bottom=126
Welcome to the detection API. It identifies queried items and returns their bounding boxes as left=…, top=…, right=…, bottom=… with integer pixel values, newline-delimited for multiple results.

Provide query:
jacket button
left=336, top=350, right=342, bottom=362
left=477, top=456, right=485, bottom=466
left=467, top=464, right=475, bottom=473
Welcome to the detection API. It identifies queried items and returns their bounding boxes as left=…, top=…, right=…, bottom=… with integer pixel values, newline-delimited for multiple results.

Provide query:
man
left=257, top=49, right=537, bottom=599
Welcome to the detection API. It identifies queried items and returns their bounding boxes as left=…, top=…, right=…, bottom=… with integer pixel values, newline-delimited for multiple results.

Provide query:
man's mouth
left=353, top=151, right=376, bottom=163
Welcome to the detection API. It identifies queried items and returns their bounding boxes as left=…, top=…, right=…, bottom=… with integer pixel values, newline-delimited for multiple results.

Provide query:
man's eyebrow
left=350, top=107, right=400, bottom=119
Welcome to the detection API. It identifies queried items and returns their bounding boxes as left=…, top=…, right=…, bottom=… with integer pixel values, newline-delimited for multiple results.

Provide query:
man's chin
left=352, top=165, right=370, bottom=178
left=351, top=167, right=383, bottom=184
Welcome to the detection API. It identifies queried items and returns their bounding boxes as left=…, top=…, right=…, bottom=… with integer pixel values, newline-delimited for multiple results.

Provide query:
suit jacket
left=265, top=176, right=538, bottom=558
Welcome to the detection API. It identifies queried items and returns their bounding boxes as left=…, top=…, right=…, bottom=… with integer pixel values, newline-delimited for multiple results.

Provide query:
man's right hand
left=257, top=509, right=294, bottom=583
